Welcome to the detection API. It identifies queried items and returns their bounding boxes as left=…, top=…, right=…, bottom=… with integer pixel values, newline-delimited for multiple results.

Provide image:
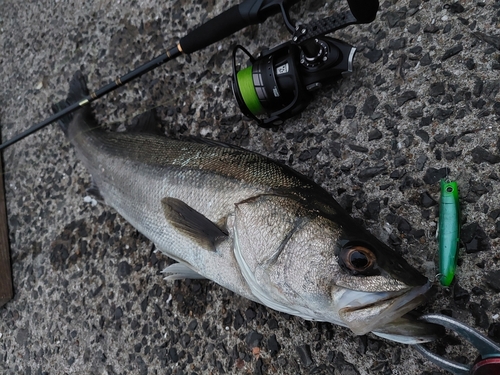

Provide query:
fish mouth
left=338, top=281, right=431, bottom=336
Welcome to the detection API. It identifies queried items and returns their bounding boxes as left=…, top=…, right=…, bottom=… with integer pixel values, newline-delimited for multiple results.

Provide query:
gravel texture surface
left=1, top=0, right=500, bottom=374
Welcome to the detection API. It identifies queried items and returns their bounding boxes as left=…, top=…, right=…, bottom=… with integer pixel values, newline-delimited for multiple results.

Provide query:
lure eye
left=446, top=186, right=453, bottom=193
left=340, top=245, right=376, bottom=274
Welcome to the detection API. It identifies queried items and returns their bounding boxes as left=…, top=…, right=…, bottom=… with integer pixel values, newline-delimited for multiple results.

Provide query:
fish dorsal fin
left=161, top=197, right=228, bottom=251
left=181, top=136, right=248, bottom=151
left=126, top=109, right=163, bottom=135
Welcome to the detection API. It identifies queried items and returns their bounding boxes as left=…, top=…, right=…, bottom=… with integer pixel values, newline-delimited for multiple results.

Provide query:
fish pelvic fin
left=85, top=178, right=105, bottom=204
left=51, top=70, right=92, bottom=135
left=161, top=197, right=228, bottom=251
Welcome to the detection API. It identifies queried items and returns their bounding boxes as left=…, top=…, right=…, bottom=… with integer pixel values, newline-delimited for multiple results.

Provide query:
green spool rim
left=236, top=67, right=263, bottom=116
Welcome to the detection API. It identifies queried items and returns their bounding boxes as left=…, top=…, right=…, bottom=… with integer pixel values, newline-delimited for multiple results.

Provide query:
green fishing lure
left=438, top=180, right=460, bottom=286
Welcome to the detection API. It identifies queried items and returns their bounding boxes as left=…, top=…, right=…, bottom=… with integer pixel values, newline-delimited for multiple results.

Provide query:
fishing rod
left=0, top=0, right=379, bottom=151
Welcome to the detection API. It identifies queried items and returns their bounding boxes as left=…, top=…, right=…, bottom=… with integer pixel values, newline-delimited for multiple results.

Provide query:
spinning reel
left=232, top=0, right=378, bottom=126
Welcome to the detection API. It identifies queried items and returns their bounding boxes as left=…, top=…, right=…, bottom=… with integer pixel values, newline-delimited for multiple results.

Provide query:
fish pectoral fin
left=162, top=262, right=206, bottom=281
left=161, top=197, right=228, bottom=251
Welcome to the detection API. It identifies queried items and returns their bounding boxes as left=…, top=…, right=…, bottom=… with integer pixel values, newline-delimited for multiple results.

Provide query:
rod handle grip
left=179, top=5, right=247, bottom=54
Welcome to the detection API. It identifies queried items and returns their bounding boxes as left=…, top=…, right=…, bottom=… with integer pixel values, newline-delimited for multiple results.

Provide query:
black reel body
left=232, top=38, right=355, bottom=126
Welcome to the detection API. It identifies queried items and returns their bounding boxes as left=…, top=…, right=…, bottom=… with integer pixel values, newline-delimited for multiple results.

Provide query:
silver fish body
left=56, top=71, right=438, bottom=344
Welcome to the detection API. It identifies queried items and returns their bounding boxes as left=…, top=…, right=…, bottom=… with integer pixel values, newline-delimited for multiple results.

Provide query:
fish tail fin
left=67, top=70, right=90, bottom=103
left=51, top=71, right=92, bottom=135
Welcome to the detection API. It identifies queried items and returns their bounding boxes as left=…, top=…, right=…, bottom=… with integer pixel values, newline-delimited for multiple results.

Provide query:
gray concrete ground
left=1, top=0, right=500, bottom=374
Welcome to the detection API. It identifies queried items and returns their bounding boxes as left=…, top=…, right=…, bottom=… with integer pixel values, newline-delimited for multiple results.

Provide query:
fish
left=53, top=71, right=440, bottom=344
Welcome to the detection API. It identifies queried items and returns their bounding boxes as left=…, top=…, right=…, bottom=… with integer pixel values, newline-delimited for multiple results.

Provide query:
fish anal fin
left=162, top=262, right=206, bottom=281
left=161, top=197, right=228, bottom=251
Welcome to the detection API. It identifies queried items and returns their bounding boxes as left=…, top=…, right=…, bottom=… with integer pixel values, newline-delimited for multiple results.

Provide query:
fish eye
left=340, top=245, right=376, bottom=274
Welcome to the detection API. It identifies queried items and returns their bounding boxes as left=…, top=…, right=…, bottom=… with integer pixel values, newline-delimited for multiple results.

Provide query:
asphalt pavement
left=1, top=0, right=500, bottom=374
